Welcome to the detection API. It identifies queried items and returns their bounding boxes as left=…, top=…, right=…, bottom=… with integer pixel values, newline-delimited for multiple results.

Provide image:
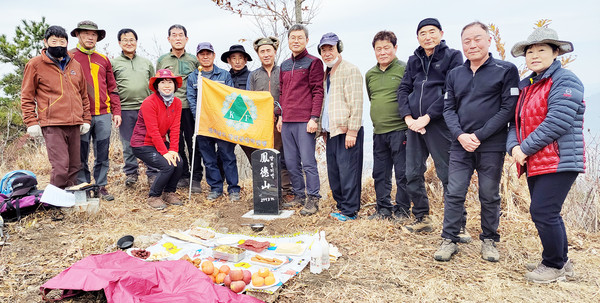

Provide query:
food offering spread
left=125, top=227, right=316, bottom=294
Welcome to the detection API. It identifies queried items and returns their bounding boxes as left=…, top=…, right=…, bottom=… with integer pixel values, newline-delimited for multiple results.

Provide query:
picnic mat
left=40, top=251, right=263, bottom=303
left=142, top=229, right=315, bottom=294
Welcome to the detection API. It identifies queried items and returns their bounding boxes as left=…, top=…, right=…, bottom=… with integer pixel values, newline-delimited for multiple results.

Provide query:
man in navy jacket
left=397, top=18, right=467, bottom=238
left=435, top=21, right=519, bottom=263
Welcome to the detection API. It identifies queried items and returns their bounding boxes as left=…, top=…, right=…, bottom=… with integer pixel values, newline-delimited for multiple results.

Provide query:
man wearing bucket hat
left=187, top=42, right=240, bottom=202
left=71, top=20, right=121, bottom=201
left=244, top=36, right=293, bottom=202
left=156, top=25, right=201, bottom=193
left=507, top=27, right=584, bottom=283
left=436, top=21, right=519, bottom=263
left=317, top=32, right=364, bottom=222
left=21, top=25, right=91, bottom=189
left=221, top=44, right=252, bottom=90
left=397, top=18, right=469, bottom=239
left=131, top=69, right=184, bottom=209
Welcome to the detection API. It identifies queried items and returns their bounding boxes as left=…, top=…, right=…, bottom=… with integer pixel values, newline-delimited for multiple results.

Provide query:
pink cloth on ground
left=41, top=251, right=264, bottom=303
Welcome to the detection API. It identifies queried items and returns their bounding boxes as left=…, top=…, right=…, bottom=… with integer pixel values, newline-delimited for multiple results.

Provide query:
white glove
left=27, top=125, right=43, bottom=138
left=80, top=123, right=91, bottom=135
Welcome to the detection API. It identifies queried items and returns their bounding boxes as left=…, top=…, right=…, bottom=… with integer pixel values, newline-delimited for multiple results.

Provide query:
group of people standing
left=20, top=18, right=585, bottom=284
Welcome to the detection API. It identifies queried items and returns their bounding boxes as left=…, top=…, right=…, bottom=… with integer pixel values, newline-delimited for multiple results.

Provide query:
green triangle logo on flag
left=224, top=94, right=254, bottom=124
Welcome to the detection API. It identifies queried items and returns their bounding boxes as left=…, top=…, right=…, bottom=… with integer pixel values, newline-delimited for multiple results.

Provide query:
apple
left=230, top=269, right=244, bottom=281
left=242, top=270, right=252, bottom=284
left=230, top=280, right=246, bottom=293
left=223, top=274, right=232, bottom=287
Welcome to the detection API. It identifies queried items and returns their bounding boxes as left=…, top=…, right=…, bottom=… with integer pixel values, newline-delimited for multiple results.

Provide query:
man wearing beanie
left=317, top=33, right=364, bottom=222
left=245, top=37, right=294, bottom=202
left=71, top=20, right=121, bottom=201
left=397, top=18, right=469, bottom=240
left=21, top=26, right=91, bottom=189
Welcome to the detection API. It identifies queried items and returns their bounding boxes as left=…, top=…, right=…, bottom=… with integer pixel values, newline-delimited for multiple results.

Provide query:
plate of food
left=127, top=248, right=151, bottom=261
left=249, top=254, right=286, bottom=268
left=188, top=227, right=216, bottom=240
left=273, top=242, right=306, bottom=256
left=249, top=272, right=280, bottom=289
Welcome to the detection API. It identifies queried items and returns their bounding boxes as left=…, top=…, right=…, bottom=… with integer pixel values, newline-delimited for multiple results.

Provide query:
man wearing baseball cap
left=187, top=42, right=240, bottom=202
left=221, top=44, right=252, bottom=90
left=71, top=20, right=121, bottom=201
left=156, top=25, right=201, bottom=193
left=397, top=18, right=469, bottom=239
left=317, top=33, right=364, bottom=221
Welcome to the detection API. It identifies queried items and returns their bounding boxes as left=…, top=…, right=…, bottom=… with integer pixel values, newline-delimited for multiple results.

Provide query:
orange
left=216, top=272, right=227, bottom=284
left=251, top=275, right=264, bottom=287
left=219, top=265, right=231, bottom=275
left=209, top=275, right=216, bottom=283
left=258, top=267, right=270, bottom=278
left=201, top=261, right=214, bottom=275
left=264, top=275, right=276, bottom=286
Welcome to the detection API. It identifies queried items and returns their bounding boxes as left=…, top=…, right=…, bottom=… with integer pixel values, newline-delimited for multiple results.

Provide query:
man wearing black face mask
left=21, top=25, right=91, bottom=189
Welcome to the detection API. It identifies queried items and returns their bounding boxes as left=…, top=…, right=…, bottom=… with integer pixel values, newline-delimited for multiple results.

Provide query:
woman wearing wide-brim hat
left=131, top=69, right=185, bottom=209
left=507, top=27, right=585, bottom=283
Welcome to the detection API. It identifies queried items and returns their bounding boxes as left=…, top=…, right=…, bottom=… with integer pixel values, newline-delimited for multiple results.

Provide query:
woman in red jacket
left=508, top=28, right=585, bottom=283
left=131, top=69, right=184, bottom=209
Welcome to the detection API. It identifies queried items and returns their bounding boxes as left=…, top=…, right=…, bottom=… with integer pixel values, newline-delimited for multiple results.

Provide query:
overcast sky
left=2, top=0, right=600, bottom=138
left=1, top=0, right=599, bottom=94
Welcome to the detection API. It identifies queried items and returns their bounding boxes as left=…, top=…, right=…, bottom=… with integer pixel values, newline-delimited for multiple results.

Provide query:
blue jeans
left=79, top=114, right=111, bottom=186
left=372, top=130, right=409, bottom=214
left=442, top=150, right=504, bottom=243
left=281, top=122, right=320, bottom=198
left=528, top=172, right=578, bottom=269
left=197, top=136, right=240, bottom=194
left=326, top=128, right=364, bottom=216
left=132, top=145, right=183, bottom=197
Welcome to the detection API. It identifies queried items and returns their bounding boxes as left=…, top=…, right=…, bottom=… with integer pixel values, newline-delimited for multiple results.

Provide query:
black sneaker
left=282, top=195, right=305, bottom=208
left=368, top=208, right=393, bottom=220
left=177, top=178, right=190, bottom=188
left=299, top=196, right=319, bottom=216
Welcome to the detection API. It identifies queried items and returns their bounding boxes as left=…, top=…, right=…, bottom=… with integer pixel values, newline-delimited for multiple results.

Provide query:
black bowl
left=117, top=235, right=134, bottom=249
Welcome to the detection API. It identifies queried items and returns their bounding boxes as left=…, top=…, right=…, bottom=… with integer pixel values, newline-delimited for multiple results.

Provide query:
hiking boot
left=393, top=210, right=411, bottom=224
left=282, top=195, right=305, bottom=209
left=99, top=186, right=114, bottom=201
left=330, top=212, right=357, bottom=222
left=458, top=227, right=472, bottom=243
left=481, top=239, right=500, bottom=262
left=299, top=196, right=319, bottom=216
left=177, top=178, right=190, bottom=189
left=434, top=238, right=458, bottom=262
left=162, top=192, right=183, bottom=206
left=368, top=208, right=393, bottom=220
left=207, top=191, right=223, bottom=200
left=125, top=174, right=138, bottom=187
left=191, top=180, right=202, bottom=193
left=405, top=215, right=433, bottom=233
left=147, top=196, right=167, bottom=209
left=526, top=259, right=574, bottom=277
left=524, top=263, right=566, bottom=283
left=229, top=192, right=241, bottom=202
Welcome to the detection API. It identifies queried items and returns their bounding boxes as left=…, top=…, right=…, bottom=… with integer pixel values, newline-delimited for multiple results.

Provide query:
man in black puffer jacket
left=397, top=18, right=467, bottom=238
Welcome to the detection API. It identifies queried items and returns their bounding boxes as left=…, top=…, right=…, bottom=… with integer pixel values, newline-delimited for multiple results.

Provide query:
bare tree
left=210, top=0, right=321, bottom=63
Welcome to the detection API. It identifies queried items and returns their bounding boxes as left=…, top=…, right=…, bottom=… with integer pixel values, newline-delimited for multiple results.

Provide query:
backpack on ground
left=0, top=170, right=36, bottom=196
left=0, top=174, right=45, bottom=221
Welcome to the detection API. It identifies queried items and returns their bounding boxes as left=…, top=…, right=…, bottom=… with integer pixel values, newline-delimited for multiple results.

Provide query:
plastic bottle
left=309, top=233, right=323, bottom=274
left=320, top=230, right=330, bottom=270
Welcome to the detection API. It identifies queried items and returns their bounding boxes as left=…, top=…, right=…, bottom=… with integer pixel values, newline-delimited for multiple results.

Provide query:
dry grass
left=1, top=132, right=600, bottom=303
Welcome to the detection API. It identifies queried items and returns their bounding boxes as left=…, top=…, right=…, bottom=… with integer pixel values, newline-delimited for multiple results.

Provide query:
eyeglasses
left=121, top=39, right=137, bottom=44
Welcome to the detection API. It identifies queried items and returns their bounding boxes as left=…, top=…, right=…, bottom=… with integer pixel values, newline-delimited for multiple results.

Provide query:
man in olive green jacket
left=112, top=28, right=156, bottom=186
left=156, top=24, right=201, bottom=192
left=365, top=30, right=408, bottom=221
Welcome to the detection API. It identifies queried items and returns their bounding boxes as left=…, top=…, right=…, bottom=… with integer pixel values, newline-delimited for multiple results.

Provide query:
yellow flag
left=196, top=77, right=274, bottom=148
